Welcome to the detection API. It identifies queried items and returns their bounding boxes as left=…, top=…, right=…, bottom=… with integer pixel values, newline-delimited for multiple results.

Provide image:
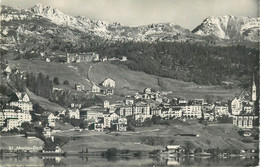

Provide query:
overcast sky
left=2, top=0, right=259, bottom=30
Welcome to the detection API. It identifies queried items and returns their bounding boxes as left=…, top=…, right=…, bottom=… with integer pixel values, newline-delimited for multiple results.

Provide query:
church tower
left=252, top=75, right=256, bottom=102
left=66, top=53, right=70, bottom=63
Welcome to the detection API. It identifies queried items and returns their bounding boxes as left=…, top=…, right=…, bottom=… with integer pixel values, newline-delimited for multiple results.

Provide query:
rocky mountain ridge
left=192, top=15, right=259, bottom=42
left=1, top=3, right=259, bottom=53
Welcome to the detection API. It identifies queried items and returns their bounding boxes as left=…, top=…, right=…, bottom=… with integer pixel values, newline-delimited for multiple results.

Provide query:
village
left=0, top=58, right=258, bottom=156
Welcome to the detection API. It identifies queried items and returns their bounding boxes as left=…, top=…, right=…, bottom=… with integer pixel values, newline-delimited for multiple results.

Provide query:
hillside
left=6, top=58, right=240, bottom=100
left=1, top=4, right=259, bottom=89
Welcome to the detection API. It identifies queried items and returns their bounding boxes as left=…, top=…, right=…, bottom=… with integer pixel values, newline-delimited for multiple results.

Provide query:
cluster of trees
left=25, top=72, right=53, bottom=98
left=126, top=115, right=171, bottom=131
left=96, top=41, right=259, bottom=87
left=8, top=73, right=26, bottom=92
left=194, top=147, right=242, bottom=155
left=64, top=118, right=88, bottom=129
left=50, top=89, right=87, bottom=107
left=43, top=136, right=70, bottom=151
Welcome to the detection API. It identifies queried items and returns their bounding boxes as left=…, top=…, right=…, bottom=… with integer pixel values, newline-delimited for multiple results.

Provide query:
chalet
left=89, top=117, right=104, bottom=132
left=75, top=83, right=85, bottom=91
left=112, top=117, right=127, bottom=131
left=103, top=89, right=114, bottom=95
left=204, top=113, right=215, bottom=121
left=231, top=97, right=242, bottom=115
left=133, top=102, right=150, bottom=115
left=143, top=88, right=152, bottom=94
left=134, top=114, right=152, bottom=122
left=155, top=97, right=163, bottom=103
left=191, top=99, right=206, bottom=105
left=143, top=93, right=151, bottom=100
left=70, top=103, right=82, bottom=108
left=202, top=104, right=215, bottom=112
left=101, top=57, right=108, bottom=61
left=46, top=58, right=51, bottom=62
left=133, top=93, right=142, bottom=100
left=67, top=108, right=80, bottom=119
left=121, top=56, right=127, bottom=62
left=103, top=100, right=110, bottom=109
left=15, top=92, right=30, bottom=102
left=92, top=84, right=101, bottom=93
left=103, top=112, right=120, bottom=128
left=42, top=112, right=57, bottom=127
left=151, top=106, right=162, bottom=115
left=243, top=105, right=254, bottom=114
left=178, top=98, right=188, bottom=105
left=101, top=78, right=115, bottom=88
left=9, top=92, right=33, bottom=112
left=214, top=105, right=229, bottom=117
left=118, top=106, right=133, bottom=117
left=109, top=112, right=120, bottom=121
left=4, top=65, right=12, bottom=73
left=43, top=127, right=52, bottom=138
left=124, top=99, right=134, bottom=106
left=103, top=115, right=111, bottom=128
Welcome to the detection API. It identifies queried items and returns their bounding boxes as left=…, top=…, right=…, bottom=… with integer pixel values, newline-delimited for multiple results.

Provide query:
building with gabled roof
left=101, top=78, right=115, bottom=88
left=231, top=97, right=242, bottom=115
left=92, top=84, right=101, bottom=93
left=9, top=92, right=33, bottom=112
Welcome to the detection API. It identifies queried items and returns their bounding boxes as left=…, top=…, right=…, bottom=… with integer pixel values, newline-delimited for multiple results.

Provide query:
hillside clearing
left=7, top=58, right=240, bottom=100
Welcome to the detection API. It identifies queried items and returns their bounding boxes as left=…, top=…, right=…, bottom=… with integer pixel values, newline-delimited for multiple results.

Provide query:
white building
left=92, top=84, right=101, bottom=93
left=5, top=118, right=20, bottom=131
left=75, top=83, right=85, bottom=91
left=214, top=105, right=229, bottom=117
left=0, top=106, right=32, bottom=130
left=42, top=113, right=57, bottom=127
left=231, top=97, right=242, bottom=115
left=233, top=115, right=257, bottom=129
left=112, top=117, right=127, bottom=131
left=9, top=92, right=33, bottom=112
left=4, top=65, right=12, bottom=73
left=181, top=105, right=202, bottom=119
left=133, top=102, right=150, bottom=115
left=118, top=106, right=133, bottom=117
left=144, top=88, right=152, bottom=94
left=101, top=78, right=115, bottom=88
left=68, top=108, right=80, bottom=119
left=121, top=56, right=127, bottom=62
left=103, top=100, right=110, bottom=109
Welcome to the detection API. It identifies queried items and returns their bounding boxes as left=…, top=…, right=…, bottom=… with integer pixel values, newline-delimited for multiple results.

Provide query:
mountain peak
left=30, top=3, right=63, bottom=16
left=192, top=16, right=259, bottom=41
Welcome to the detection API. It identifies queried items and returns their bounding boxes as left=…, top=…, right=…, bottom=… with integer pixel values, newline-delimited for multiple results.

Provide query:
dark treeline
left=94, top=41, right=258, bottom=87
left=25, top=72, right=53, bottom=98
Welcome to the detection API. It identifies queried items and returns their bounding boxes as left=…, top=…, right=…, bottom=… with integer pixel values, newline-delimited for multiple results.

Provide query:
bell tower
left=252, top=74, right=256, bottom=102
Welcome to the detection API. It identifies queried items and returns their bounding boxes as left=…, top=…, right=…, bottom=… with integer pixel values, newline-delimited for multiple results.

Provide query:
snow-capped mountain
left=1, top=4, right=194, bottom=43
left=1, top=3, right=259, bottom=52
left=192, top=15, right=259, bottom=42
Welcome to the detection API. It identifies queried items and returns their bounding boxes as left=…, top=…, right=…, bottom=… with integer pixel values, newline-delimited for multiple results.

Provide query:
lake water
left=0, top=155, right=258, bottom=166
